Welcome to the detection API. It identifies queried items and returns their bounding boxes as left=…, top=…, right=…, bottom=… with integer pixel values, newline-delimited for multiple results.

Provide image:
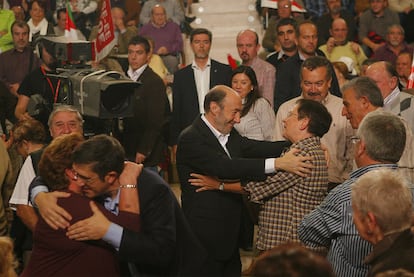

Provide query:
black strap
left=30, top=148, right=45, bottom=175
left=28, top=48, right=34, bottom=74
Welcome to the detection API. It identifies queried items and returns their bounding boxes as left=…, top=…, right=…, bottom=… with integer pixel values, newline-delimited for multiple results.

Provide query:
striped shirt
left=298, top=163, right=398, bottom=277
left=245, top=136, right=328, bottom=250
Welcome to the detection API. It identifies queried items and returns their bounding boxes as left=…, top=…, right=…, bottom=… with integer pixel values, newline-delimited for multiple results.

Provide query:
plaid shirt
left=245, top=136, right=328, bottom=250
left=303, top=0, right=327, bottom=18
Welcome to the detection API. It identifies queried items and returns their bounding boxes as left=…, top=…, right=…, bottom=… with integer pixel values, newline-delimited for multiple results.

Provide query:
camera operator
left=14, top=38, right=63, bottom=135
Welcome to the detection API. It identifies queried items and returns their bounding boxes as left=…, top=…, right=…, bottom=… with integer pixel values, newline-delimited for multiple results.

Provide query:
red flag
left=65, top=0, right=78, bottom=40
left=408, top=50, right=414, bottom=89
left=227, top=54, right=241, bottom=70
left=94, top=0, right=116, bottom=61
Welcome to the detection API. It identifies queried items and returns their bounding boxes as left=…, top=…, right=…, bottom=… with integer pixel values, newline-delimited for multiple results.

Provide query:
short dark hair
left=128, top=35, right=151, bottom=53
left=252, top=243, right=335, bottom=277
left=342, top=77, right=384, bottom=107
left=204, top=86, right=227, bottom=112
left=190, top=28, right=212, bottom=43
left=276, top=18, right=298, bottom=33
left=296, top=99, right=332, bottom=137
left=56, top=8, right=66, bottom=20
left=72, top=135, right=125, bottom=180
left=11, top=20, right=29, bottom=34
left=397, top=51, right=413, bottom=61
left=29, top=0, right=47, bottom=11
left=301, top=56, right=333, bottom=82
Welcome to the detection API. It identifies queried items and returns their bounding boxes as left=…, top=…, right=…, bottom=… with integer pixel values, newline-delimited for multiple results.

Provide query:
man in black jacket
left=274, top=20, right=342, bottom=112
left=32, top=135, right=209, bottom=276
left=176, top=85, right=314, bottom=276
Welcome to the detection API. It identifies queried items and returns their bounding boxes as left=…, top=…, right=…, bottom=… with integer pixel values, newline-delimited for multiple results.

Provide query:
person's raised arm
left=66, top=162, right=143, bottom=242
left=118, top=162, right=143, bottom=214
left=30, top=176, right=72, bottom=230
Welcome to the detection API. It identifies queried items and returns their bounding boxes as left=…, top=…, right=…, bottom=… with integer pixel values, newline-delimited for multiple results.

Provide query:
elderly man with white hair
left=351, top=169, right=414, bottom=276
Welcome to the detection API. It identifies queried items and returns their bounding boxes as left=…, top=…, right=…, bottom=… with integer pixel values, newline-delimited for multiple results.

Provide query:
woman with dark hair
left=231, top=65, right=276, bottom=252
left=26, top=0, right=54, bottom=43
left=21, top=133, right=142, bottom=277
left=231, top=65, right=275, bottom=141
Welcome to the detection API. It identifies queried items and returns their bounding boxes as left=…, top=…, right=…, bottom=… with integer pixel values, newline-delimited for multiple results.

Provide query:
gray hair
left=357, top=110, right=405, bottom=163
left=48, top=105, right=83, bottom=128
left=351, top=169, right=413, bottom=235
left=387, top=24, right=405, bottom=36
left=342, top=77, right=384, bottom=108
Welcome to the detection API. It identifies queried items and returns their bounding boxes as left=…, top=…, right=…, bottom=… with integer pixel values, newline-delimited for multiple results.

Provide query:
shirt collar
left=104, top=189, right=120, bottom=215
left=277, top=49, right=286, bottom=59
left=383, top=86, right=400, bottom=107
left=201, top=114, right=230, bottom=141
left=151, top=21, right=167, bottom=28
left=298, top=50, right=318, bottom=61
left=192, top=58, right=211, bottom=70
left=127, top=64, right=148, bottom=81
left=349, top=164, right=398, bottom=179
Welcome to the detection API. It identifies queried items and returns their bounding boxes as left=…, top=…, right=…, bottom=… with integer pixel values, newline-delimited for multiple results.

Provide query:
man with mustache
left=275, top=56, right=354, bottom=190
left=274, top=20, right=341, bottom=112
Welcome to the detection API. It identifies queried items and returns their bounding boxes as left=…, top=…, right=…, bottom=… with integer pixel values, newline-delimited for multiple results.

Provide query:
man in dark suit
left=176, top=85, right=314, bottom=276
left=274, top=20, right=342, bottom=112
left=266, top=18, right=298, bottom=71
left=32, top=135, right=209, bottom=276
left=170, top=28, right=232, bottom=148
left=121, top=35, right=170, bottom=169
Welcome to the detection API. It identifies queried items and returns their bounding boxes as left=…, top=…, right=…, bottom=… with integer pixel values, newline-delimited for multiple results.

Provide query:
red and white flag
left=65, top=0, right=79, bottom=40
left=407, top=50, right=414, bottom=89
left=261, top=0, right=307, bottom=13
left=94, top=0, right=116, bottom=61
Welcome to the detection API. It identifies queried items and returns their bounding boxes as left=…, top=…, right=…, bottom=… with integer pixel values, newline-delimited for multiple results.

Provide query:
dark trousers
left=210, top=246, right=241, bottom=277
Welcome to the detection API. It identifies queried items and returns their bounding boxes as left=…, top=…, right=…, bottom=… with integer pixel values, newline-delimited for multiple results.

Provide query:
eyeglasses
left=71, top=168, right=99, bottom=185
left=350, top=136, right=361, bottom=144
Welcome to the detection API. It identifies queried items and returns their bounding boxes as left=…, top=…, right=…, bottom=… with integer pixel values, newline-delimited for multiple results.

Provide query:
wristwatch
left=218, top=182, right=224, bottom=191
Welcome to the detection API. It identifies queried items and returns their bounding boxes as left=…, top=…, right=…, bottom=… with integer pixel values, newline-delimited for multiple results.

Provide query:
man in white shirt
left=170, top=28, right=232, bottom=150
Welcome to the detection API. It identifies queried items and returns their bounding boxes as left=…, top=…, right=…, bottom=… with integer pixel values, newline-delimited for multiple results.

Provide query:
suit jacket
left=121, top=66, right=171, bottom=167
left=274, top=50, right=342, bottom=112
left=119, top=168, right=209, bottom=276
left=176, top=116, right=290, bottom=261
left=266, top=51, right=290, bottom=71
left=170, top=59, right=232, bottom=145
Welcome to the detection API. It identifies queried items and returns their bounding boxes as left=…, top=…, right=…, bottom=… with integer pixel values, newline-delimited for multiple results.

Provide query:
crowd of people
left=1, top=0, right=414, bottom=276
